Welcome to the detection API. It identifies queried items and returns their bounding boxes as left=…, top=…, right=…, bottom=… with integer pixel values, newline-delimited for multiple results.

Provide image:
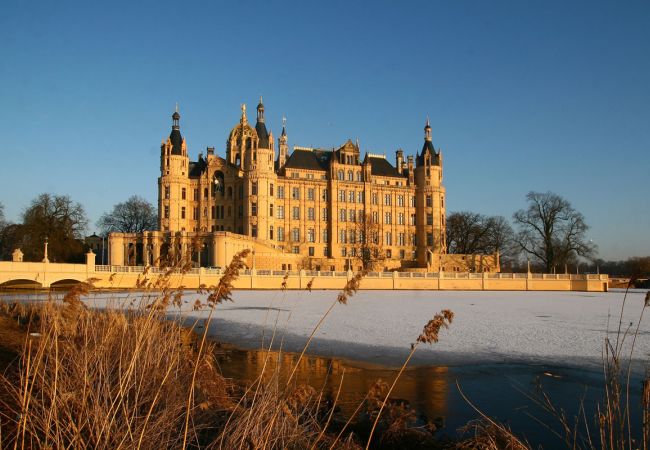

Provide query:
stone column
left=109, top=234, right=124, bottom=266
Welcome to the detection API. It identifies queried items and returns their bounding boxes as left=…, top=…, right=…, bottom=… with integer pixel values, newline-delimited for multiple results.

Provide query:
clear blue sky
left=1, top=0, right=648, bottom=260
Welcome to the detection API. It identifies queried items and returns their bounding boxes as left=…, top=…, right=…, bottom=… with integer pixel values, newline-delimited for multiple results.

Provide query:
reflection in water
left=214, top=344, right=644, bottom=448
left=215, top=345, right=450, bottom=423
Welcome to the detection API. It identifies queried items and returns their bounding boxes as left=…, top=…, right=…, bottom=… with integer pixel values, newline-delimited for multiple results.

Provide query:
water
left=213, top=343, right=643, bottom=448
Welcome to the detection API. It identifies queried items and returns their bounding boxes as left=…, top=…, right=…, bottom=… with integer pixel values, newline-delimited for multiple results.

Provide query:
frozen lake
left=78, top=288, right=650, bottom=372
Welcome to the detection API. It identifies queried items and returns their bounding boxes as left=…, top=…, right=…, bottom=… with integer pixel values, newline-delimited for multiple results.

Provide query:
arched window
left=356, top=171, right=362, bottom=182
left=347, top=170, right=353, bottom=181
left=337, top=170, right=344, bottom=180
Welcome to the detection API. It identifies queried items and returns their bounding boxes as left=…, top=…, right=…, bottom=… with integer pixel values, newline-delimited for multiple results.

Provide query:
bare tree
left=513, top=191, right=595, bottom=273
left=97, top=195, right=158, bottom=234
left=18, top=194, right=88, bottom=262
left=352, top=212, right=385, bottom=271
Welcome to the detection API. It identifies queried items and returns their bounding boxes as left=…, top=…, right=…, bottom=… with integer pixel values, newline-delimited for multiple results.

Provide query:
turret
left=278, top=116, right=288, bottom=169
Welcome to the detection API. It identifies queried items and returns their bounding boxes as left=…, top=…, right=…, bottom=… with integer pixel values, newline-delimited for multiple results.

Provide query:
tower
left=414, top=116, right=446, bottom=267
left=159, top=106, right=190, bottom=232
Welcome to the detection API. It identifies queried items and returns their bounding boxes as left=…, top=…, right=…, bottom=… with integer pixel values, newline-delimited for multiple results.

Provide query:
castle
left=107, top=99, right=498, bottom=272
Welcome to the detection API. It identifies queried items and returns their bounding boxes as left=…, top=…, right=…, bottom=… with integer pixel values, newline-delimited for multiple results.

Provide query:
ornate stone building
left=108, top=100, right=498, bottom=272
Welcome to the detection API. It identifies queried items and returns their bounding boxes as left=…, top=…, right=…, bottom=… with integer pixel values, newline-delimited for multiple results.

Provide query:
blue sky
left=0, top=0, right=648, bottom=260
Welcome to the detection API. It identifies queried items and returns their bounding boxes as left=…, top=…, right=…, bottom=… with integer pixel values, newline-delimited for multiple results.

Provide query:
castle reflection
left=214, top=345, right=450, bottom=422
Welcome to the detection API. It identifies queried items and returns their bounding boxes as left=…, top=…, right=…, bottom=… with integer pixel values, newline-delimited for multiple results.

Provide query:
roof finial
left=282, top=115, right=286, bottom=127
left=426, top=114, right=430, bottom=128
left=240, top=103, right=247, bottom=124
left=259, top=95, right=263, bottom=104
left=175, top=102, right=179, bottom=113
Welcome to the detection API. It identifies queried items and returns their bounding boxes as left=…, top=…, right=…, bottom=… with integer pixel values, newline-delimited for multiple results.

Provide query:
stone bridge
left=0, top=252, right=609, bottom=292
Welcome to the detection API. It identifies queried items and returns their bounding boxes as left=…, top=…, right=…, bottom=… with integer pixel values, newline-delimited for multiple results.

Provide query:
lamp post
left=43, top=236, right=49, bottom=263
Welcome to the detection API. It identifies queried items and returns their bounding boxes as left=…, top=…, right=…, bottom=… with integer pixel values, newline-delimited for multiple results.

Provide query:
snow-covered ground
left=74, top=288, right=650, bottom=371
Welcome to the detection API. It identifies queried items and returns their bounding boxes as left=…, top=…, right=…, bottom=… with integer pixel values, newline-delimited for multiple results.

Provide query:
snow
left=76, top=288, right=650, bottom=371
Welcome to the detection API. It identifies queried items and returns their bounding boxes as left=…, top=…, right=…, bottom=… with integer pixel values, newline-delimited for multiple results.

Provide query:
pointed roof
left=255, top=97, right=270, bottom=148
left=169, top=108, right=183, bottom=155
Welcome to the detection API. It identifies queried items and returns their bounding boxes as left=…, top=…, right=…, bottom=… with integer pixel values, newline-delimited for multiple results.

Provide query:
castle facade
left=108, top=100, right=498, bottom=272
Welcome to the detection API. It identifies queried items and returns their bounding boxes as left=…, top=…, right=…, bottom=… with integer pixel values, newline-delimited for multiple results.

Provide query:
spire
left=256, top=96, right=265, bottom=122
left=172, top=104, right=180, bottom=130
left=424, top=115, right=432, bottom=142
left=281, top=115, right=287, bottom=137
left=169, top=106, right=183, bottom=155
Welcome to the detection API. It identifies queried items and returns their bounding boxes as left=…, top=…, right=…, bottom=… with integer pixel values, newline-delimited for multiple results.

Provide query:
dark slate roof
left=188, top=158, right=207, bottom=178
left=170, top=129, right=183, bottom=155
left=368, top=156, right=406, bottom=178
left=255, top=121, right=270, bottom=149
left=416, top=143, right=440, bottom=166
left=284, top=149, right=331, bottom=171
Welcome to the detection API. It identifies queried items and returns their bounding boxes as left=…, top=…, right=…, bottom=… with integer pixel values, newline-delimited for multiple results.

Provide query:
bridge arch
left=0, top=279, right=44, bottom=290
left=50, top=278, right=86, bottom=290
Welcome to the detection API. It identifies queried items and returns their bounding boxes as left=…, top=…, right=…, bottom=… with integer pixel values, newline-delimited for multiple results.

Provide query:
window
left=211, top=206, right=215, bottom=219
left=385, top=232, right=392, bottom=246
left=322, top=229, right=329, bottom=243
left=372, top=211, right=379, bottom=223
left=292, top=228, right=300, bottom=242
left=270, top=204, right=274, bottom=217
left=203, top=207, right=207, bottom=218
left=291, top=172, right=299, bottom=178
left=400, top=249, right=405, bottom=259
left=292, top=187, right=300, bottom=199
left=398, top=213, right=404, bottom=225
left=349, top=209, right=356, bottom=222
left=441, top=196, right=444, bottom=208
left=323, top=247, right=329, bottom=257
left=349, top=230, right=356, bottom=244
left=181, top=207, right=186, bottom=219
left=384, top=194, right=392, bottom=206
left=194, top=207, right=199, bottom=220
left=269, top=226, right=274, bottom=240
left=181, top=188, right=186, bottom=200
left=398, top=233, right=405, bottom=246
left=277, top=226, right=285, bottom=241
left=322, top=208, right=328, bottom=221
left=292, top=246, right=300, bottom=254
left=410, top=196, right=416, bottom=207
left=350, top=247, right=357, bottom=257
left=372, top=193, right=378, bottom=205
left=397, top=195, right=404, bottom=207
left=386, top=249, right=392, bottom=258
left=427, top=233, right=434, bottom=246
left=340, top=209, right=347, bottom=222
left=194, top=189, right=199, bottom=201
left=164, top=186, right=170, bottom=199
left=322, top=189, right=328, bottom=201
left=426, top=195, right=432, bottom=207
left=277, top=205, right=285, bottom=219
left=307, top=188, right=315, bottom=200
left=358, top=191, right=364, bottom=203
left=427, top=213, right=433, bottom=226
left=339, top=229, right=347, bottom=243
left=349, top=191, right=355, bottom=203
left=337, top=170, right=344, bottom=180
left=251, top=202, right=257, bottom=216
left=252, top=182, right=258, bottom=195
left=412, top=234, right=417, bottom=246
left=251, top=225, right=257, bottom=238
left=339, top=190, right=346, bottom=202
left=307, top=229, right=315, bottom=243
left=306, top=173, right=314, bottom=179
left=308, top=207, right=315, bottom=220
left=270, top=183, right=274, bottom=196
left=292, top=206, right=300, bottom=219
left=385, top=212, right=392, bottom=224
left=356, top=172, right=362, bottom=182
left=164, top=206, right=169, bottom=219
left=277, top=186, right=285, bottom=199
left=309, top=246, right=315, bottom=256
left=341, top=248, right=347, bottom=257
left=347, top=170, right=353, bottom=181
left=410, top=214, right=416, bottom=226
